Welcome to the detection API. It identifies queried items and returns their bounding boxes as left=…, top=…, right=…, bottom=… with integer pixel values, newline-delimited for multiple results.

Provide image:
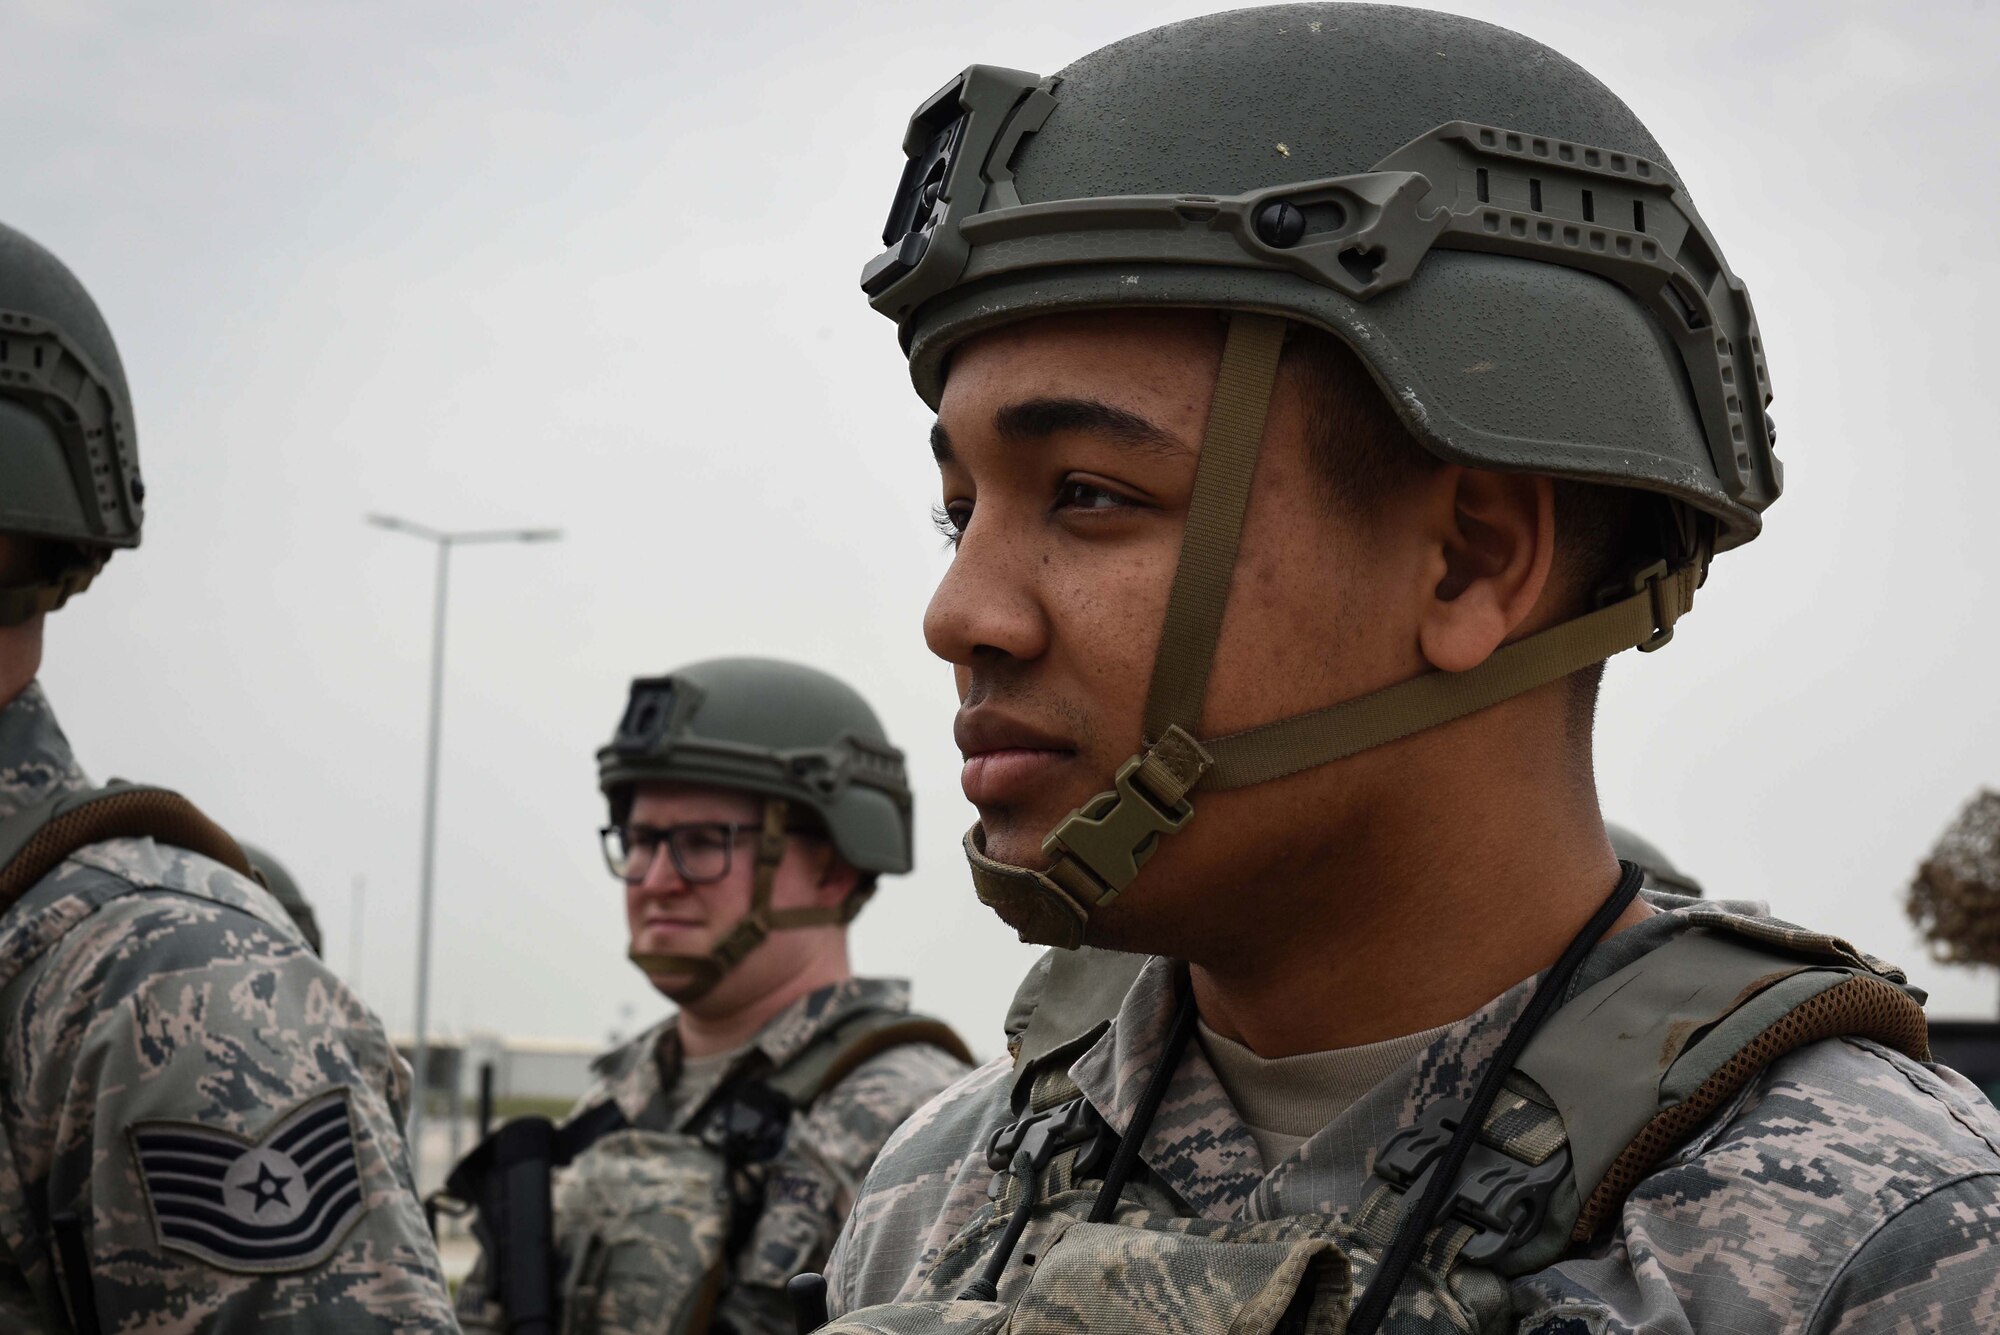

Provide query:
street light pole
left=368, top=514, right=561, bottom=1174
left=411, top=535, right=450, bottom=1168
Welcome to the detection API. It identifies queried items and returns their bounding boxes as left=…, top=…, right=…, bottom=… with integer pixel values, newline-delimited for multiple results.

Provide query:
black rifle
left=443, top=1104, right=627, bottom=1335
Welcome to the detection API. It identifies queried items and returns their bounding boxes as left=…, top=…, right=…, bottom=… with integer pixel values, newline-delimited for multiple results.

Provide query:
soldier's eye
left=1054, top=479, right=1133, bottom=513
left=680, top=828, right=728, bottom=854
left=932, top=503, right=970, bottom=546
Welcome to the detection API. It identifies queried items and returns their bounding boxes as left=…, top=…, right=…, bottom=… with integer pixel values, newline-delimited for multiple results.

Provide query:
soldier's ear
left=1417, top=469, right=1558, bottom=674
left=814, top=849, right=864, bottom=907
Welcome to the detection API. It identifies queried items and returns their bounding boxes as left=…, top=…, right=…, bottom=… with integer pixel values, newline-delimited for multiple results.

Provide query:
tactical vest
left=815, top=915, right=1929, bottom=1335
left=451, top=1007, right=971, bottom=1335
left=0, top=782, right=258, bottom=1335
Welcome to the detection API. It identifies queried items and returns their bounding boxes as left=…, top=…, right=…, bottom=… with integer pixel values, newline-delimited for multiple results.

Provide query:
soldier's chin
left=628, top=951, right=703, bottom=996
left=968, top=811, right=1051, bottom=874
left=649, top=971, right=705, bottom=1001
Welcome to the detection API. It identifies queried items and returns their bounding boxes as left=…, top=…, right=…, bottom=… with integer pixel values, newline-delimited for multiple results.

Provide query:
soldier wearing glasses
left=453, top=657, right=969, bottom=1335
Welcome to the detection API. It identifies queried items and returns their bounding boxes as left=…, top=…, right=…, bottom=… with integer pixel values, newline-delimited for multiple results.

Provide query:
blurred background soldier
left=0, top=222, right=454, bottom=1330
left=1604, top=822, right=1702, bottom=898
left=451, top=658, right=969, bottom=1335
left=241, top=841, right=326, bottom=954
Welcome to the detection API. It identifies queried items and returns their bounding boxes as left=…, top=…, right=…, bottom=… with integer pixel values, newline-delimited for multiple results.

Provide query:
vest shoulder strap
left=1514, top=917, right=1930, bottom=1243
left=764, top=1008, right=973, bottom=1110
left=0, top=781, right=254, bottom=915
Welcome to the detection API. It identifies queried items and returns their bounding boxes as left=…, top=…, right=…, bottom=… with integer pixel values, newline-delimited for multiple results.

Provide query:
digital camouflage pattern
left=457, top=978, right=967, bottom=1335
left=827, top=900, right=2000, bottom=1333
left=0, top=681, right=456, bottom=1332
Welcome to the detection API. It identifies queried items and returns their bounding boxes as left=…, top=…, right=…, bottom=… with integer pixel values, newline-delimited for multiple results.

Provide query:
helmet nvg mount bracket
left=598, top=657, right=913, bottom=998
left=860, top=6, right=1781, bottom=948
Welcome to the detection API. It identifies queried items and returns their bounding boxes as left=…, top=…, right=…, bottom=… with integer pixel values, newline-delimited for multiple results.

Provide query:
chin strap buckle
left=1629, top=560, right=1687, bottom=653
left=1041, top=726, right=1213, bottom=908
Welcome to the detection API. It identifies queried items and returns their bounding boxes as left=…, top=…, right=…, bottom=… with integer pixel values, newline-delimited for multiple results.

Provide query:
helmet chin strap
left=629, top=798, right=865, bottom=1002
left=0, top=552, right=106, bottom=628
left=965, top=312, right=1703, bottom=948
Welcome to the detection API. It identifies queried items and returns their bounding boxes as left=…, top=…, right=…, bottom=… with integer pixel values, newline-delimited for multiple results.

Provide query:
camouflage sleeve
left=825, top=1056, right=1016, bottom=1317
left=1814, top=1175, right=2000, bottom=1332
left=1511, top=1038, right=2000, bottom=1334
left=1, top=879, right=457, bottom=1331
left=716, top=1042, right=970, bottom=1335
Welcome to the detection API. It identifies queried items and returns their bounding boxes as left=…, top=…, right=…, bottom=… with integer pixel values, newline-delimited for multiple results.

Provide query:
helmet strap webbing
left=629, top=798, right=856, bottom=1000
left=0, top=552, right=106, bottom=629
left=966, top=312, right=1702, bottom=948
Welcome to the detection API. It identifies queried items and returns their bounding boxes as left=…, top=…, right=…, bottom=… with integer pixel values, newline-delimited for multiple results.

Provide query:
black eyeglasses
left=599, top=822, right=761, bottom=886
left=599, top=820, right=819, bottom=886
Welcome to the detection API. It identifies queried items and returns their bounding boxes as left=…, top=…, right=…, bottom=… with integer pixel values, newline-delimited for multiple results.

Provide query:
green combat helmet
left=239, top=841, right=325, bottom=955
left=0, top=222, right=143, bottom=625
left=861, top=3, right=1781, bottom=947
left=597, top=657, right=913, bottom=997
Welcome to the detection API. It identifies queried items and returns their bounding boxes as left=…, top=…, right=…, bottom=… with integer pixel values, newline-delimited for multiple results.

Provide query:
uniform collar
left=1063, top=896, right=1800, bottom=1224
left=0, top=680, right=91, bottom=824
left=594, top=976, right=913, bottom=1127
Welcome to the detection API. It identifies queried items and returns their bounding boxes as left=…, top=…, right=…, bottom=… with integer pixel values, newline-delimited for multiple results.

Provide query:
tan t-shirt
left=1198, top=1019, right=1458, bottom=1169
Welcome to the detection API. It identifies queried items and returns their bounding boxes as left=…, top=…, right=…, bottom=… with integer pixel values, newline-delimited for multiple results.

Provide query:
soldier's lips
left=633, top=920, right=706, bottom=946
left=961, top=749, right=1073, bottom=805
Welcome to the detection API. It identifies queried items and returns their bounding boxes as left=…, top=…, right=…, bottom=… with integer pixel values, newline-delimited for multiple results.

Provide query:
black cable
left=1089, top=977, right=1199, bottom=1224
left=961, top=981, right=1199, bottom=1300
left=957, top=1165, right=1043, bottom=1302
left=1345, top=862, right=1645, bottom=1335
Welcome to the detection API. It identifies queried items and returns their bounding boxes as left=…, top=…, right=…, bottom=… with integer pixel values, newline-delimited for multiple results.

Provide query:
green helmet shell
left=863, top=3, right=1780, bottom=553
left=0, top=221, right=142, bottom=554
left=597, top=657, right=913, bottom=876
left=239, top=841, right=325, bottom=955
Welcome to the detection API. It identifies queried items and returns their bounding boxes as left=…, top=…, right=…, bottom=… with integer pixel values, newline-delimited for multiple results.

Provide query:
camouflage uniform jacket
left=827, top=900, right=2000, bottom=1332
left=457, top=977, right=967, bottom=1335
left=0, top=681, right=457, bottom=1332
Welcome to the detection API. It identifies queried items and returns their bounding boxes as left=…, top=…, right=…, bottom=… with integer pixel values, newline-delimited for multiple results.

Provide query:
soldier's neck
left=0, top=619, right=42, bottom=709
left=674, top=945, right=854, bottom=1059
left=1189, top=721, right=1647, bottom=1058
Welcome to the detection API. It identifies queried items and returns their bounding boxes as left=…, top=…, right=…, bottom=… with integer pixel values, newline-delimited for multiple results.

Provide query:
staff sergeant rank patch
left=129, top=1088, right=366, bottom=1273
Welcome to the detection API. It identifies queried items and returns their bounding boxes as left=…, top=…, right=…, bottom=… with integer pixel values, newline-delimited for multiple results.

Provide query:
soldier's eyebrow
left=994, top=397, right=1191, bottom=457
left=930, top=421, right=953, bottom=463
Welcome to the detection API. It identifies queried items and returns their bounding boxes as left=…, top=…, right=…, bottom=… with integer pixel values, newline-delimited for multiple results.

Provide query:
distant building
left=391, top=1032, right=602, bottom=1120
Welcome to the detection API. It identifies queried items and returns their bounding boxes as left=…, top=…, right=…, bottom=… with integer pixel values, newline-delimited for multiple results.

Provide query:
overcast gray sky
left=4, top=0, right=1996, bottom=1055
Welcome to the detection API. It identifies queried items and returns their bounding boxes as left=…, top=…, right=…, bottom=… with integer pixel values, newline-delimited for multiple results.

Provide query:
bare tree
left=1908, top=791, right=2000, bottom=1005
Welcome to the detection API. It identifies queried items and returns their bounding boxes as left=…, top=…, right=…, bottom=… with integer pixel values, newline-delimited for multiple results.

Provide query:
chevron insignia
left=129, top=1088, right=367, bottom=1273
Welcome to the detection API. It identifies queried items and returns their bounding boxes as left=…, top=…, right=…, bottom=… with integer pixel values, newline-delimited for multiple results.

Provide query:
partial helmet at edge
left=0, top=222, right=142, bottom=558
left=1606, top=821, right=1704, bottom=899
left=239, top=841, right=325, bottom=955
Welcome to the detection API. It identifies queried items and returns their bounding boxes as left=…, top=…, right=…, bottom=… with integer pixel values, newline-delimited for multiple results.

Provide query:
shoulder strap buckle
left=984, top=1096, right=1111, bottom=1194
left=1371, top=1097, right=1572, bottom=1267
